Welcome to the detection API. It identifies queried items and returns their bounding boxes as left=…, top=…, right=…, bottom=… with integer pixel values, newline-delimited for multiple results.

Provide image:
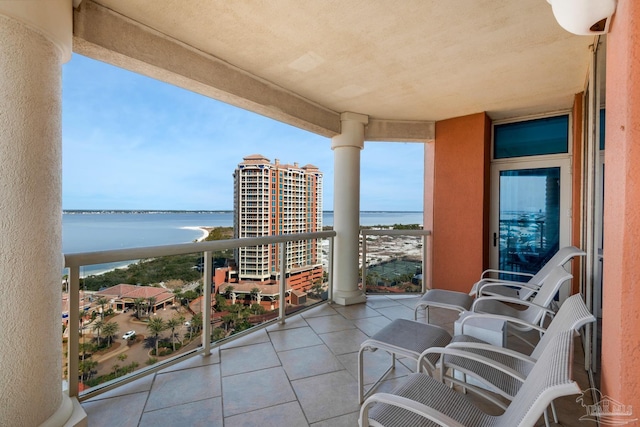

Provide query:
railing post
left=202, top=251, right=212, bottom=355
left=361, top=230, right=367, bottom=293
left=68, top=265, right=80, bottom=397
left=328, top=236, right=334, bottom=302
left=422, top=233, right=428, bottom=293
left=279, top=242, right=287, bottom=324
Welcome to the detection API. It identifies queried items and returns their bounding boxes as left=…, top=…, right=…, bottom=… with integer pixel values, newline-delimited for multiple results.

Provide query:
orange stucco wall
left=601, top=0, right=640, bottom=417
left=432, top=113, right=491, bottom=292
left=571, top=93, right=584, bottom=294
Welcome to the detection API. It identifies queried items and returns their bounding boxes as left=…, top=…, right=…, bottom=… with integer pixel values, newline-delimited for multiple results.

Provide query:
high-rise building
left=233, top=154, right=323, bottom=285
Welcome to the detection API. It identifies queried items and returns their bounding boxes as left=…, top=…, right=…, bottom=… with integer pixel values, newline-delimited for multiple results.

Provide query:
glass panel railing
left=64, top=231, right=335, bottom=399
left=360, top=228, right=430, bottom=294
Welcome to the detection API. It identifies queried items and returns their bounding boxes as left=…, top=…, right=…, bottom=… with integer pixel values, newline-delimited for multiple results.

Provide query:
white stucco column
left=0, top=1, right=85, bottom=426
left=331, top=112, right=368, bottom=306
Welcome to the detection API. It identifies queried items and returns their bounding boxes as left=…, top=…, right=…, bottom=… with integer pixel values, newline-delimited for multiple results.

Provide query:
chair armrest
left=360, top=393, right=466, bottom=427
left=480, top=269, right=535, bottom=280
left=445, top=341, right=537, bottom=365
left=477, top=281, right=541, bottom=296
left=456, top=311, right=548, bottom=334
left=419, top=347, right=527, bottom=384
left=470, top=277, right=539, bottom=296
left=471, top=296, right=556, bottom=317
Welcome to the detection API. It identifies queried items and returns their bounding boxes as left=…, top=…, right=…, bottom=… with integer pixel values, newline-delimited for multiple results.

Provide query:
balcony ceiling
left=74, top=0, right=593, bottom=139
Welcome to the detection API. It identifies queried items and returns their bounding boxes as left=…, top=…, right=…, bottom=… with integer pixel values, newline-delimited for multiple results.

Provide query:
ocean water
left=63, top=211, right=423, bottom=275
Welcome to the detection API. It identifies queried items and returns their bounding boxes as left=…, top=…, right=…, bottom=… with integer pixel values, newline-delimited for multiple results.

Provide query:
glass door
left=490, top=159, right=572, bottom=283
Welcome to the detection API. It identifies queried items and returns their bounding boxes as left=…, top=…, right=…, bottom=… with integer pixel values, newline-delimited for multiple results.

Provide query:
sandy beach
left=181, top=226, right=214, bottom=242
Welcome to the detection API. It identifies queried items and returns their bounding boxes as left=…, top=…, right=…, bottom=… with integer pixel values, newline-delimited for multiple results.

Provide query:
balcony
left=79, top=294, right=590, bottom=426
left=66, top=231, right=591, bottom=426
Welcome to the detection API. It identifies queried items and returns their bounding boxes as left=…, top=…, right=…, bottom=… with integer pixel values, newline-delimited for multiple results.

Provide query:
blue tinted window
left=494, top=115, right=569, bottom=159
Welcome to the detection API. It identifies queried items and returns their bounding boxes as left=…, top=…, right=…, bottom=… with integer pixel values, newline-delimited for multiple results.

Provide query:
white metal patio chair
left=358, top=321, right=452, bottom=403
left=358, top=266, right=572, bottom=404
left=414, top=246, right=585, bottom=322
left=359, top=330, right=580, bottom=427
left=417, top=294, right=595, bottom=425
left=463, top=265, right=573, bottom=347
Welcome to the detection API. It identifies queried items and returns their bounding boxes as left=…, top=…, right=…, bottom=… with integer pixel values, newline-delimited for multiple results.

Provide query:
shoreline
left=181, top=226, right=213, bottom=242
left=74, top=225, right=217, bottom=278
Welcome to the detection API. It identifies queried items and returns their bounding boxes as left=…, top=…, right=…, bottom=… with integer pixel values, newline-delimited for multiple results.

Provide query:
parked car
left=122, top=330, right=136, bottom=340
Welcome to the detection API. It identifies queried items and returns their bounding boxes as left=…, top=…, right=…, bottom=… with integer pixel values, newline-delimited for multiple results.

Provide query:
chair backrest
left=514, top=246, right=585, bottom=301
left=531, top=293, right=596, bottom=360
left=521, top=266, right=573, bottom=324
left=498, top=330, right=580, bottom=427
left=528, top=246, right=586, bottom=286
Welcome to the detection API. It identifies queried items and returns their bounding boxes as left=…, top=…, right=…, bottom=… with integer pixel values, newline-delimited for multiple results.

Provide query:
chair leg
left=543, top=407, right=551, bottom=427
left=358, top=347, right=396, bottom=404
left=550, top=400, right=559, bottom=423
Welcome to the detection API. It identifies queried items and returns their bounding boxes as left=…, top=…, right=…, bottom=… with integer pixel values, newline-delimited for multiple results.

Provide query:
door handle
left=493, top=232, right=497, bottom=247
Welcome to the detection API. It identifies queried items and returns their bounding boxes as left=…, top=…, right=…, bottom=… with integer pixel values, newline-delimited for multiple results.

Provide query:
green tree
left=311, top=280, right=324, bottom=297
left=250, top=303, right=265, bottom=315
left=96, top=297, right=109, bottom=319
left=147, top=296, right=157, bottom=315
left=182, top=290, right=199, bottom=303
left=175, top=314, right=186, bottom=344
left=79, top=341, right=93, bottom=361
left=166, top=317, right=181, bottom=352
left=147, top=316, right=166, bottom=356
left=190, top=312, right=203, bottom=338
left=79, top=359, right=97, bottom=381
left=92, top=319, right=105, bottom=347
left=173, top=289, right=184, bottom=306
left=222, top=313, right=235, bottom=331
left=212, top=327, right=226, bottom=341
left=101, top=321, right=119, bottom=347
left=250, top=287, right=261, bottom=303
left=215, top=294, right=228, bottom=311
left=133, top=298, right=145, bottom=319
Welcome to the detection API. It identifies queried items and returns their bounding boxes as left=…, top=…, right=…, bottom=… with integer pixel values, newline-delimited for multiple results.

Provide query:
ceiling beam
left=73, top=0, right=341, bottom=138
left=365, top=119, right=434, bottom=143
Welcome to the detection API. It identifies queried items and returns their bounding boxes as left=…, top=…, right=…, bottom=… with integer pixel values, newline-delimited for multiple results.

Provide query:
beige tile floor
left=81, top=295, right=592, bottom=426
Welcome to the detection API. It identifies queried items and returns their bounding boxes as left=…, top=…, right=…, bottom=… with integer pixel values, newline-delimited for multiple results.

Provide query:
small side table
left=454, top=311, right=507, bottom=347
left=452, top=311, right=507, bottom=389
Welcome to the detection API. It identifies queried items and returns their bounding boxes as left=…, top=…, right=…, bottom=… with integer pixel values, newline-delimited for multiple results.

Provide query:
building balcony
left=80, top=295, right=590, bottom=426
left=65, top=230, right=592, bottom=426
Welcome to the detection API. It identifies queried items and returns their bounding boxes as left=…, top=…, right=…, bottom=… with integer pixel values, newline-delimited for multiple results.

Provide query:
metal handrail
left=64, top=230, right=335, bottom=398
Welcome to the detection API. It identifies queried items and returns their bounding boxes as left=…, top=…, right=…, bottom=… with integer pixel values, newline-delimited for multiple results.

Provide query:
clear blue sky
left=62, top=54, right=424, bottom=211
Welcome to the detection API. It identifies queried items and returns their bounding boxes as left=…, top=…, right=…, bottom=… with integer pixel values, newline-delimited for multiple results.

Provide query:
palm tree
left=96, top=297, right=109, bottom=319
left=78, top=341, right=93, bottom=361
left=147, top=296, right=157, bottom=315
left=146, top=316, right=166, bottom=357
left=92, top=319, right=104, bottom=347
left=132, top=298, right=145, bottom=319
left=176, top=315, right=185, bottom=344
left=79, top=359, right=98, bottom=382
left=250, top=287, right=260, bottom=303
left=101, top=321, right=119, bottom=347
left=190, top=312, right=203, bottom=337
left=212, top=327, right=226, bottom=341
left=165, top=317, right=181, bottom=352
left=173, top=289, right=183, bottom=306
